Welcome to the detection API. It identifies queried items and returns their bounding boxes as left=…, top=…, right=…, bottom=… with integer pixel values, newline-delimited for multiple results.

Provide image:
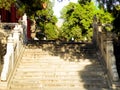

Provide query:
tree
left=60, top=1, right=114, bottom=41
left=18, top=0, right=58, bottom=40
left=18, top=0, right=46, bottom=17
left=35, top=0, right=58, bottom=40
left=44, top=23, right=58, bottom=39
left=95, top=0, right=120, bottom=12
left=95, top=0, right=120, bottom=34
left=60, top=2, right=97, bottom=41
left=113, top=5, right=120, bottom=34
left=78, top=0, right=91, bottom=5
left=0, top=0, right=16, bottom=10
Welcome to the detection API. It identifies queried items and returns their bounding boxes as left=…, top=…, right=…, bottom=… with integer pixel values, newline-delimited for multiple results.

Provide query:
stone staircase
left=9, top=43, right=110, bottom=90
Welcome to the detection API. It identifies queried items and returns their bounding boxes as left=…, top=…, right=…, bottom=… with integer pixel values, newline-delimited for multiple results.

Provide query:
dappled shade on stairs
left=9, top=43, right=110, bottom=90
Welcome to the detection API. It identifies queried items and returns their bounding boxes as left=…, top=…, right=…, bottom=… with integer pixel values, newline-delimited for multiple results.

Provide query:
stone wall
left=93, top=21, right=119, bottom=88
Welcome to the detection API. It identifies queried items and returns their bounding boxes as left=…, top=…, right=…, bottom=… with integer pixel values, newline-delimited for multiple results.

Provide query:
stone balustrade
left=0, top=14, right=27, bottom=89
left=93, top=22, right=119, bottom=86
left=0, top=24, right=24, bottom=81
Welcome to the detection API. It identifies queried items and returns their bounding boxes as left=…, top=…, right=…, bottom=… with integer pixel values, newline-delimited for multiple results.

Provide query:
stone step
left=11, top=81, right=107, bottom=88
left=23, top=50, right=97, bottom=54
left=12, top=79, right=104, bottom=84
left=13, top=72, right=105, bottom=81
left=13, top=75, right=105, bottom=81
left=22, top=54, right=51, bottom=57
left=18, top=63, right=103, bottom=71
left=23, top=51, right=44, bottom=53
left=9, top=46, right=109, bottom=90
left=19, top=60, right=94, bottom=64
left=22, top=51, right=50, bottom=54
left=10, top=87, right=109, bottom=90
left=11, top=81, right=108, bottom=88
left=20, top=58, right=98, bottom=64
left=18, top=63, right=94, bottom=67
left=24, top=49, right=43, bottom=51
left=16, top=67, right=104, bottom=72
left=13, top=71, right=104, bottom=76
left=13, top=73, right=104, bottom=80
left=16, top=69, right=104, bottom=75
left=21, top=56, right=61, bottom=59
left=20, top=59, right=94, bottom=64
left=18, top=61, right=100, bottom=65
left=23, top=50, right=47, bottom=53
left=24, top=50, right=96, bottom=55
left=12, top=82, right=107, bottom=89
left=21, top=58, right=64, bottom=62
left=23, top=52, right=49, bottom=55
left=20, top=61, right=98, bottom=65
left=16, top=62, right=103, bottom=69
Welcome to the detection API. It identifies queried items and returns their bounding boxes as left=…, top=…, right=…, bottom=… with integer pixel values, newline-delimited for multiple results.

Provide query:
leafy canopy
left=34, top=0, right=58, bottom=40
left=0, top=0, right=16, bottom=10
left=94, top=0, right=120, bottom=33
left=60, top=2, right=96, bottom=41
left=60, top=1, right=114, bottom=41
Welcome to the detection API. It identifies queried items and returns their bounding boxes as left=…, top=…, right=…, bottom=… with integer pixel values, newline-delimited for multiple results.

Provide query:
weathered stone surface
left=9, top=44, right=110, bottom=90
left=0, top=29, right=7, bottom=66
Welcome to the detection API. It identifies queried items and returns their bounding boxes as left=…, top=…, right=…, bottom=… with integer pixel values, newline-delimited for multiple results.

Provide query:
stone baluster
left=1, top=54, right=10, bottom=81
left=22, top=13, right=27, bottom=27
left=13, top=25, right=20, bottom=57
left=13, top=25, right=20, bottom=42
left=1, top=34, right=14, bottom=81
left=7, top=34, right=14, bottom=68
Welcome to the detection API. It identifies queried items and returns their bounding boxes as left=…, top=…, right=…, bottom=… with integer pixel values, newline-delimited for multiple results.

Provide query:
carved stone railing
left=0, top=23, right=18, bottom=34
left=0, top=24, right=24, bottom=80
left=0, top=14, right=28, bottom=89
left=93, top=22, right=119, bottom=88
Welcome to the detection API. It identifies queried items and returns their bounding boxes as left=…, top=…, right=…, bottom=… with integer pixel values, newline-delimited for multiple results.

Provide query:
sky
left=52, top=0, right=78, bottom=18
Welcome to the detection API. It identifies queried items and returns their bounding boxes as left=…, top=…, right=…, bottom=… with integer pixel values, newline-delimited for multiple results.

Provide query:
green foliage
left=18, top=0, right=55, bottom=18
left=95, top=0, right=120, bottom=34
left=78, top=0, right=91, bottom=5
left=35, top=1, right=58, bottom=39
left=96, top=9, right=114, bottom=24
left=18, top=0, right=46, bottom=17
left=89, top=2, right=114, bottom=32
left=18, top=0, right=58, bottom=40
left=0, top=0, right=16, bottom=10
left=115, top=5, right=120, bottom=11
left=59, top=24, right=82, bottom=41
left=44, top=23, right=58, bottom=39
left=60, top=2, right=96, bottom=41
left=60, top=1, right=115, bottom=41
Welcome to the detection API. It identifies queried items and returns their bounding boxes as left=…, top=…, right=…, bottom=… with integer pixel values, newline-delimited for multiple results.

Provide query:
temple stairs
left=9, top=43, right=110, bottom=90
